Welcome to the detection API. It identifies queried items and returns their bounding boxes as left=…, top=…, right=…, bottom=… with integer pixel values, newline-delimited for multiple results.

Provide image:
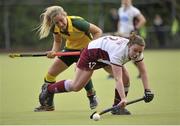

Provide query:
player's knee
left=71, top=84, right=82, bottom=92
left=72, top=86, right=81, bottom=92
left=124, top=79, right=130, bottom=85
left=123, top=77, right=130, bottom=85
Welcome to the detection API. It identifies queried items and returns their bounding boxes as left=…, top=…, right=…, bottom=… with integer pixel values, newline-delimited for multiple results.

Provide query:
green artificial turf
left=0, top=50, right=180, bottom=125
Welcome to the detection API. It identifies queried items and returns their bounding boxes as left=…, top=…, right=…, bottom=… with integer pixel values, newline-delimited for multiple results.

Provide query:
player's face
left=128, top=44, right=144, bottom=60
left=53, top=14, right=67, bottom=30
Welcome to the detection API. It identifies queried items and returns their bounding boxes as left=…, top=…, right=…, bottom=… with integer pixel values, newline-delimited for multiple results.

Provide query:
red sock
left=48, top=80, right=67, bottom=93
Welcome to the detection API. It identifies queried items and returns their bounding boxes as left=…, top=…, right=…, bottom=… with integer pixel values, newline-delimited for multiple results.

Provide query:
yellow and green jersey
left=51, top=16, right=93, bottom=50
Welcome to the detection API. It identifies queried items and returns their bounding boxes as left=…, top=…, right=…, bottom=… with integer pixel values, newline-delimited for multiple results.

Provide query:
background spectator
left=153, top=14, right=166, bottom=48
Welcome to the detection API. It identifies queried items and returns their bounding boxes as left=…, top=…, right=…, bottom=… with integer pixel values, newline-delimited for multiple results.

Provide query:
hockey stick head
left=89, top=96, right=145, bottom=119
left=90, top=111, right=97, bottom=119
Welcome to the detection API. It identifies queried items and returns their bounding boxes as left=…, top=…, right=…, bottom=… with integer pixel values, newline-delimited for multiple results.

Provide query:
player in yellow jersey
left=34, top=6, right=102, bottom=112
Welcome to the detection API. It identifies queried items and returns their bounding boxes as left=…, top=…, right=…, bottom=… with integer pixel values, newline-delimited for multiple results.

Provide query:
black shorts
left=58, top=48, right=81, bottom=66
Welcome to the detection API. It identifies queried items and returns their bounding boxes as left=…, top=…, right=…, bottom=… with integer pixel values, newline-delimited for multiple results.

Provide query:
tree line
left=0, top=1, right=180, bottom=51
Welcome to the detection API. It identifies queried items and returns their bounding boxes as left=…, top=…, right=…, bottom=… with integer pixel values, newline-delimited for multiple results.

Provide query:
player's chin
left=130, top=57, right=135, bottom=60
left=130, top=56, right=137, bottom=60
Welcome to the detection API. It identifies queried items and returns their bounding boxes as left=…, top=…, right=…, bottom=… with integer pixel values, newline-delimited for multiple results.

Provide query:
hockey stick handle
left=99, top=97, right=145, bottom=115
left=55, top=51, right=80, bottom=56
left=99, top=97, right=144, bottom=115
left=9, top=51, right=80, bottom=58
left=90, top=97, right=144, bottom=119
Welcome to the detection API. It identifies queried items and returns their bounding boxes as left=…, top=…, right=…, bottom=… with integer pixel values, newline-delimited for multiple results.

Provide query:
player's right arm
left=47, top=33, right=62, bottom=58
left=89, top=23, right=102, bottom=40
left=111, top=64, right=127, bottom=108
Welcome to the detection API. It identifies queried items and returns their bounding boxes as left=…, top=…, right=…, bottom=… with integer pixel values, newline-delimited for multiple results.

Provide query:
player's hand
left=144, top=89, right=154, bottom=103
left=118, top=98, right=127, bottom=108
left=46, top=51, right=56, bottom=58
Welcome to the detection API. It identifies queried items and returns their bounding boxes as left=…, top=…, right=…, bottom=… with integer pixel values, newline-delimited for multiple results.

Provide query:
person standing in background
left=117, top=0, right=146, bottom=37
left=153, top=14, right=166, bottom=48
left=109, top=8, right=119, bottom=32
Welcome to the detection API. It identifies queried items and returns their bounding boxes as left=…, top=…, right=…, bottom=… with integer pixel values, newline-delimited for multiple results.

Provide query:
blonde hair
left=128, top=32, right=145, bottom=46
left=37, top=6, right=67, bottom=39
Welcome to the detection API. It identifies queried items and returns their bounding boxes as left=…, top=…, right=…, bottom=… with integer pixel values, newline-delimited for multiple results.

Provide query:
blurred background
left=0, top=0, right=180, bottom=52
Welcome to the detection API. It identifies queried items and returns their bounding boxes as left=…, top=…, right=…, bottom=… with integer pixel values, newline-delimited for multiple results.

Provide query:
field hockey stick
left=90, top=96, right=145, bottom=119
left=9, top=51, right=80, bottom=58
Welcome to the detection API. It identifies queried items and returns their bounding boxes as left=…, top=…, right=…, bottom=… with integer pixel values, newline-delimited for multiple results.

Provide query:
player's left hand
left=144, top=89, right=154, bottom=103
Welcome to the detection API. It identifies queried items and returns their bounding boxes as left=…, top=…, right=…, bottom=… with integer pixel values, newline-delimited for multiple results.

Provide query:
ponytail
left=128, top=32, right=145, bottom=46
left=37, top=6, right=67, bottom=39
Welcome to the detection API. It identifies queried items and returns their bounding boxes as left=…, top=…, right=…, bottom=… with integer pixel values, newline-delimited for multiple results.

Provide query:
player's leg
left=38, top=68, right=94, bottom=107
left=103, top=64, right=114, bottom=79
left=111, top=66, right=131, bottom=115
left=73, top=56, right=98, bottom=109
left=84, top=79, right=98, bottom=109
left=34, top=57, right=68, bottom=112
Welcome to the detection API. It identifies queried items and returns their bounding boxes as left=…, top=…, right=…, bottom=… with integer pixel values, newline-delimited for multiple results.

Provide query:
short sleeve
left=133, top=7, right=141, bottom=17
left=72, top=18, right=90, bottom=33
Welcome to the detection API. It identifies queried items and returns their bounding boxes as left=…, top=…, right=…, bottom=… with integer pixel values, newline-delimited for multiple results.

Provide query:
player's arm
left=89, top=23, right=103, bottom=40
left=136, top=60, right=154, bottom=103
left=135, top=14, right=146, bottom=30
left=51, top=33, right=62, bottom=52
left=136, top=60, right=150, bottom=90
left=111, top=64, right=127, bottom=107
left=47, top=33, right=62, bottom=58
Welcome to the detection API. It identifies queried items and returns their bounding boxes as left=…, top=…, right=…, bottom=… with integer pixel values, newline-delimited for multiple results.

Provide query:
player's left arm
left=89, top=23, right=103, bottom=40
left=136, top=60, right=154, bottom=103
left=136, top=60, right=150, bottom=90
left=135, top=14, right=146, bottom=30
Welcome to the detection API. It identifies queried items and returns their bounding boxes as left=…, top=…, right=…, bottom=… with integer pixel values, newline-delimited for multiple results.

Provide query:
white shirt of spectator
left=118, top=5, right=141, bottom=37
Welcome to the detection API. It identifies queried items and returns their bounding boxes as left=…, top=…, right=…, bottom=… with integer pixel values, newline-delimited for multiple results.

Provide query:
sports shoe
left=111, top=108, right=131, bottom=115
left=88, top=95, right=98, bottom=109
left=39, top=83, right=54, bottom=107
left=34, top=105, right=55, bottom=112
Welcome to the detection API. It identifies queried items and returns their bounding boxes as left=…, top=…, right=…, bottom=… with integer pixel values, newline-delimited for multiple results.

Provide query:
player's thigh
left=72, top=68, right=93, bottom=91
left=122, top=66, right=130, bottom=85
left=103, top=65, right=113, bottom=75
left=48, top=57, right=68, bottom=76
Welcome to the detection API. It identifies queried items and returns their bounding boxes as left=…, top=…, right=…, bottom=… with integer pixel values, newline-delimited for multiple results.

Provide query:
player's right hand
left=118, top=98, right=127, bottom=108
left=46, top=51, right=56, bottom=58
